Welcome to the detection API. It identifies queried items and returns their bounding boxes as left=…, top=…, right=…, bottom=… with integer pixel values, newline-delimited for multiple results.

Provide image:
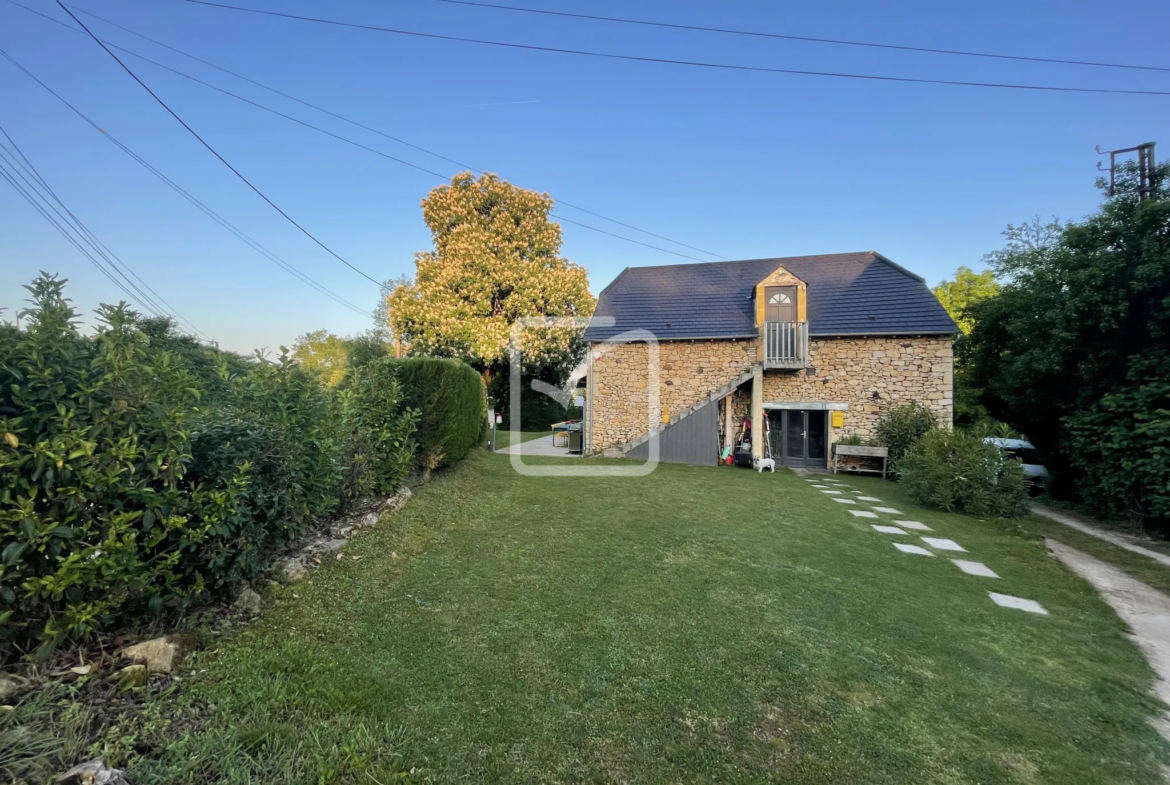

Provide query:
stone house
left=581, top=252, right=958, bottom=468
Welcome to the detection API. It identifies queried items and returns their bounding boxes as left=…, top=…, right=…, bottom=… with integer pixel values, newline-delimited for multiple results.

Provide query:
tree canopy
left=291, top=329, right=351, bottom=387
left=385, top=172, right=594, bottom=373
left=932, top=266, right=999, bottom=336
left=967, top=162, right=1170, bottom=527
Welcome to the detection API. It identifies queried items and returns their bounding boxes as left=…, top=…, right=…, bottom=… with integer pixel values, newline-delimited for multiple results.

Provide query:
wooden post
left=751, top=368, right=763, bottom=460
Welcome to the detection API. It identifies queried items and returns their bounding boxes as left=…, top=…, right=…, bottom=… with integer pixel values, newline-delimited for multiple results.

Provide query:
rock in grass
left=0, top=673, right=31, bottom=702
left=234, top=587, right=262, bottom=615
left=275, top=557, right=308, bottom=584
left=117, top=664, right=147, bottom=691
left=121, top=633, right=196, bottom=673
left=59, top=758, right=129, bottom=784
left=380, top=486, right=412, bottom=514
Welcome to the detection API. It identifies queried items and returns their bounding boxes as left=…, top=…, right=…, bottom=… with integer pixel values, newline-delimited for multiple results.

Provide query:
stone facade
left=762, top=336, right=953, bottom=440
left=587, top=339, right=756, bottom=451
left=586, top=335, right=952, bottom=453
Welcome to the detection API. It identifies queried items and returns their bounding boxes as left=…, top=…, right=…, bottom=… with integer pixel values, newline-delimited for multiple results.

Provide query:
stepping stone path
left=921, top=537, right=966, bottom=552
left=873, top=525, right=907, bottom=535
left=953, top=560, right=999, bottom=578
left=989, top=592, right=1048, bottom=614
left=894, top=543, right=934, bottom=556
left=810, top=476, right=1049, bottom=617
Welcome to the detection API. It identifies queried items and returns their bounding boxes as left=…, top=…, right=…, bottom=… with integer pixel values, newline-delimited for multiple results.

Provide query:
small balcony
left=763, top=320, right=808, bottom=369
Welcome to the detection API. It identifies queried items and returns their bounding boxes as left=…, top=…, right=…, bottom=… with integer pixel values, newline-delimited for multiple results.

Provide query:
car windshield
left=1007, top=448, right=1042, bottom=464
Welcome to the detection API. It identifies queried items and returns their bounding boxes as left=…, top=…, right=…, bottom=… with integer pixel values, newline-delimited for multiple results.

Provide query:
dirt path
left=1034, top=504, right=1170, bottom=567
left=1046, top=538, right=1170, bottom=744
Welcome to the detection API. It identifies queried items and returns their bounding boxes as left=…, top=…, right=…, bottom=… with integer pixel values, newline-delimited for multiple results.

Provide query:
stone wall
left=587, top=335, right=953, bottom=453
left=762, top=336, right=953, bottom=439
left=587, top=339, right=756, bottom=451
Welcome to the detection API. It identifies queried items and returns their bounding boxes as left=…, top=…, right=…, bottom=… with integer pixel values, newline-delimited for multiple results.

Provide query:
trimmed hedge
left=390, top=358, right=486, bottom=472
left=0, top=274, right=418, bottom=654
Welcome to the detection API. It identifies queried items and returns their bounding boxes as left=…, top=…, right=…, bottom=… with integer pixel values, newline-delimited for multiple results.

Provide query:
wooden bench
left=832, top=445, right=889, bottom=479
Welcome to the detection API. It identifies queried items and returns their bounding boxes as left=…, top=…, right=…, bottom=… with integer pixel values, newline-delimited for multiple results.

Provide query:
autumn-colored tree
left=386, top=172, right=594, bottom=377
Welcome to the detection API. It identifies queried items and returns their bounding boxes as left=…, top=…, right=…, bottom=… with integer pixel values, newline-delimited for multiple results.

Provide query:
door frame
left=768, top=409, right=828, bottom=469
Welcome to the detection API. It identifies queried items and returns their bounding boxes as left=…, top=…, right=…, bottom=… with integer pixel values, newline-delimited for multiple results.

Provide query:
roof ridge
left=868, top=251, right=926, bottom=284
left=617, top=252, right=876, bottom=273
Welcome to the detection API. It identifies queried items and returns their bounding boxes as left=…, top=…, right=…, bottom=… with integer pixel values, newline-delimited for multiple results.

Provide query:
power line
left=102, top=42, right=714, bottom=264
left=431, top=0, right=1170, bottom=75
left=180, top=0, right=1170, bottom=97
left=0, top=152, right=169, bottom=321
left=9, top=0, right=728, bottom=261
left=53, top=1, right=387, bottom=288
left=0, top=122, right=210, bottom=338
left=0, top=47, right=375, bottom=319
left=0, top=124, right=212, bottom=336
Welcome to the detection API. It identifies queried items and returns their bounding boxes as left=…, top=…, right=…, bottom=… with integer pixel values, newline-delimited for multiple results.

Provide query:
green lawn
left=487, top=429, right=547, bottom=450
left=72, top=454, right=1170, bottom=783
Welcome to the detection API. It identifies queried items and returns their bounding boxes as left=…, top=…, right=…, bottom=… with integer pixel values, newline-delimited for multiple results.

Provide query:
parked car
left=984, top=437, right=1048, bottom=493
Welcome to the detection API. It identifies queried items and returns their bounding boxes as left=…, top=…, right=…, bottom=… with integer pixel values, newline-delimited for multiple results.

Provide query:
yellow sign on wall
left=830, top=411, right=845, bottom=428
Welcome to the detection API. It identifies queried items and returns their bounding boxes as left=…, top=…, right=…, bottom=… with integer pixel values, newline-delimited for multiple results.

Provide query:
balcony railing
left=764, top=320, right=808, bottom=369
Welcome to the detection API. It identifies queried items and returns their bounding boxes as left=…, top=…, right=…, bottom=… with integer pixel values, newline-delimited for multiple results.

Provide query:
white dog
left=755, top=457, right=775, bottom=473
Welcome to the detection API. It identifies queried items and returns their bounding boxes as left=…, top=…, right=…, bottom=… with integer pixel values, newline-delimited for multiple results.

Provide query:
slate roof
left=584, top=252, right=958, bottom=342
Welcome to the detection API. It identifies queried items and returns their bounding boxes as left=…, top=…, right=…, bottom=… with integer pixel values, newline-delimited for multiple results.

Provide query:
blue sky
left=2, top=0, right=1167, bottom=352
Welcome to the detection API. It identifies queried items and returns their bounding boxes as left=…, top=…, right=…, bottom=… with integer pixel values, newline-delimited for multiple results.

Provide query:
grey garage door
left=626, top=398, right=720, bottom=466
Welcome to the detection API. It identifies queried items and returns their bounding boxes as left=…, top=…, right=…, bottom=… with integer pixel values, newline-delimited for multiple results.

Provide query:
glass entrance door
left=777, top=410, right=828, bottom=469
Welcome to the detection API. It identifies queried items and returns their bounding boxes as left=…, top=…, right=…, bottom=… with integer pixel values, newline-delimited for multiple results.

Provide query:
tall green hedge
left=389, top=358, right=485, bottom=471
left=0, top=275, right=418, bottom=654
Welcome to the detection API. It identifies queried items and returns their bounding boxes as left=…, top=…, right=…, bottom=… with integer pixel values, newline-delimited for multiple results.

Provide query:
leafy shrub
left=185, top=350, right=356, bottom=591
left=390, top=358, right=485, bottom=472
left=898, top=428, right=1029, bottom=517
left=0, top=277, right=246, bottom=653
left=876, top=402, right=937, bottom=469
left=1, top=275, right=422, bottom=652
left=1064, top=378, right=1170, bottom=531
left=343, top=358, right=419, bottom=496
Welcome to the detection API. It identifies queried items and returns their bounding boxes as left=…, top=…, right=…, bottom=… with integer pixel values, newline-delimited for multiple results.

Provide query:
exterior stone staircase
left=605, top=363, right=761, bottom=457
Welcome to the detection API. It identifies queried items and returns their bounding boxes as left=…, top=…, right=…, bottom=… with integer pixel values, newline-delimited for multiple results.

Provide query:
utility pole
left=1096, top=142, right=1157, bottom=200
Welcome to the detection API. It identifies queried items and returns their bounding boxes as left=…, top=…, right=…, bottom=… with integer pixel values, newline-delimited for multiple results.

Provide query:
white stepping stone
left=832, top=497, right=857, bottom=504
left=921, top=537, right=966, bottom=552
left=893, top=543, right=934, bottom=556
left=820, top=490, right=842, bottom=495
left=953, top=560, right=999, bottom=578
left=857, top=496, right=882, bottom=502
left=989, top=592, right=1048, bottom=615
left=894, top=520, right=931, bottom=531
left=872, top=525, right=907, bottom=535
left=873, top=507, right=903, bottom=514
left=811, top=485, right=829, bottom=489
left=849, top=510, right=878, bottom=518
